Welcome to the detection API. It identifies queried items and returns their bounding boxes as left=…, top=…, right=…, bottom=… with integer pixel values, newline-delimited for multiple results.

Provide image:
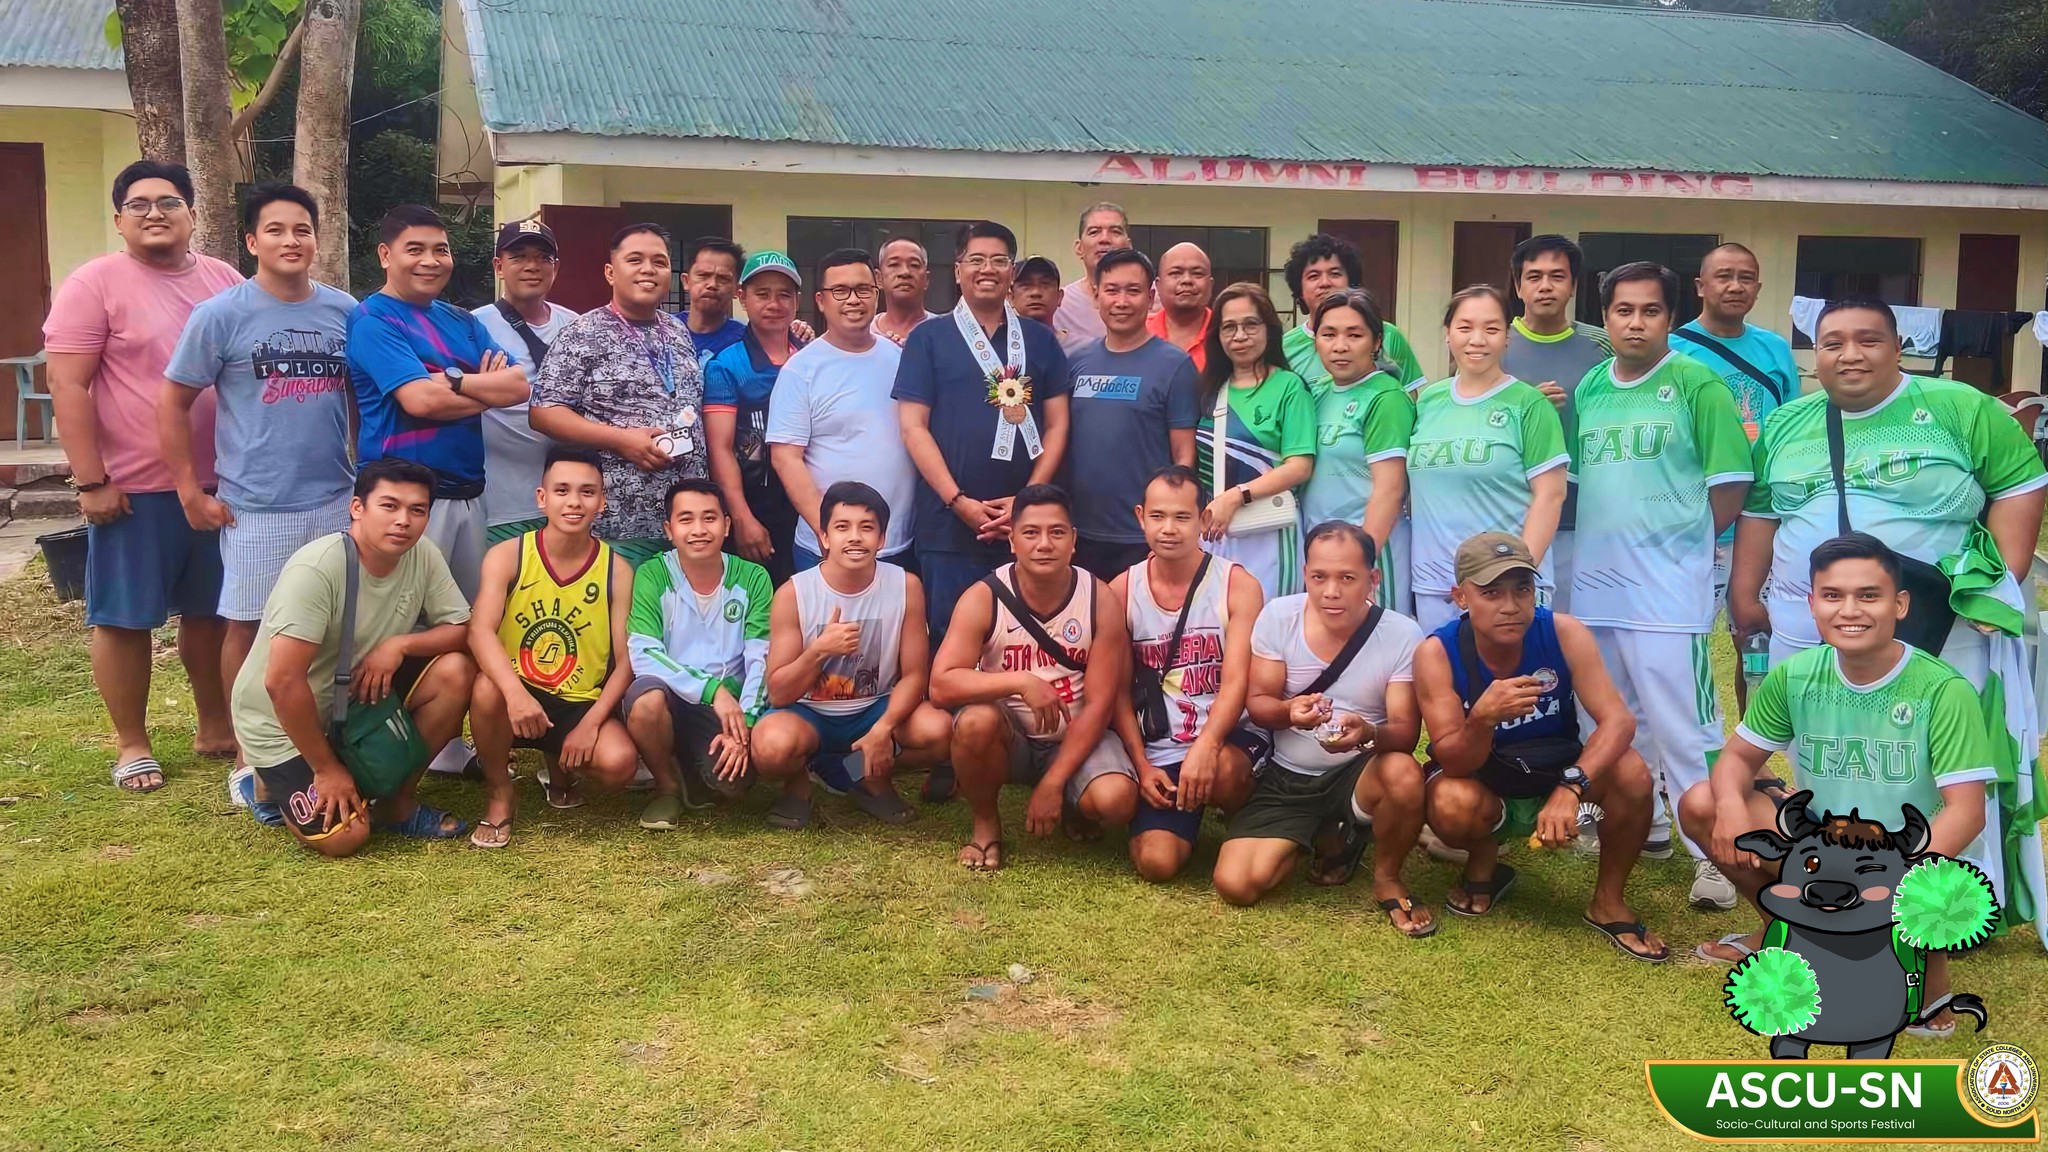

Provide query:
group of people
left=48, top=164, right=2046, bottom=988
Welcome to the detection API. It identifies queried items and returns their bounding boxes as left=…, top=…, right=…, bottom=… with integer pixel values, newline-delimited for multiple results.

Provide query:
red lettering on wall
left=1415, top=166, right=1462, bottom=190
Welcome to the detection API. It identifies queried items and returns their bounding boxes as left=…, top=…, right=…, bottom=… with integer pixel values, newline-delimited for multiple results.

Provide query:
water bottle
left=1741, top=632, right=1771, bottom=695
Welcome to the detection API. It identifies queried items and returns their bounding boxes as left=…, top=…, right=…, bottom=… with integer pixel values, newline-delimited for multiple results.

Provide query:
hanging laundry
left=1892, top=306, right=1943, bottom=357
left=1933, top=310, right=2032, bottom=391
left=1789, top=296, right=1825, bottom=340
left=2031, top=311, right=2048, bottom=346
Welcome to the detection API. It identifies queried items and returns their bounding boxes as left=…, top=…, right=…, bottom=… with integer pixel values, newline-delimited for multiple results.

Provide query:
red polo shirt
left=1146, top=307, right=1211, bottom=373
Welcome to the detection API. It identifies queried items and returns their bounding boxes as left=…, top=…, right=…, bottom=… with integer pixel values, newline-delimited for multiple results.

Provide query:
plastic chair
left=5, top=352, right=50, bottom=450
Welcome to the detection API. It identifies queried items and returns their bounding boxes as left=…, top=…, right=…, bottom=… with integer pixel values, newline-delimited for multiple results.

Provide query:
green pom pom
left=1894, top=856, right=1999, bottom=951
left=1724, top=946, right=1821, bottom=1036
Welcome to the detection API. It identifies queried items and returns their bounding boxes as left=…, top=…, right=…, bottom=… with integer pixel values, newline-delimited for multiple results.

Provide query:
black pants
left=1074, top=536, right=1150, bottom=583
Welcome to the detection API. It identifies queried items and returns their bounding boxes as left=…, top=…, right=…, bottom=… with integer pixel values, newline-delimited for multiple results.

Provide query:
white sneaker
left=227, top=764, right=254, bottom=808
left=1690, top=859, right=1739, bottom=911
left=427, top=737, right=475, bottom=776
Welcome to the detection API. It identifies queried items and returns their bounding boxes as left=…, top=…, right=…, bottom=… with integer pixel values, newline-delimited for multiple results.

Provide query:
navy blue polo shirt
left=891, top=311, right=1070, bottom=558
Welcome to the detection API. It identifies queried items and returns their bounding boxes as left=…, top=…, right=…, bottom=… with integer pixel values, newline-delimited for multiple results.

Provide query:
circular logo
left=1966, top=1043, right=2037, bottom=1121
left=1891, top=701, right=1915, bottom=727
left=1912, top=407, right=1933, bottom=424
left=1488, top=409, right=1509, bottom=428
left=1656, top=385, right=1675, bottom=403
left=518, top=619, right=579, bottom=690
left=723, top=599, right=744, bottom=622
left=1530, top=667, right=1559, bottom=692
left=1343, top=401, right=1359, bottom=419
left=1060, top=617, right=1084, bottom=645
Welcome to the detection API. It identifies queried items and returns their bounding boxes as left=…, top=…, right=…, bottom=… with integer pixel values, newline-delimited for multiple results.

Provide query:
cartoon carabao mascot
left=1722, top=792, right=1997, bottom=1059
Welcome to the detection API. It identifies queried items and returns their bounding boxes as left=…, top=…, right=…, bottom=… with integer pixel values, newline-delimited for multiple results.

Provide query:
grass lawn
left=2, top=568, right=2043, bottom=1151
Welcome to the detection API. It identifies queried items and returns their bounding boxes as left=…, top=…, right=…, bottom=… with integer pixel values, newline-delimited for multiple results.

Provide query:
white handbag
left=1211, top=388, right=1297, bottom=537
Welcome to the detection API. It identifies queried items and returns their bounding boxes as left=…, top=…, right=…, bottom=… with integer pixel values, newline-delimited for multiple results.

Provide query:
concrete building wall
left=0, top=104, right=133, bottom=287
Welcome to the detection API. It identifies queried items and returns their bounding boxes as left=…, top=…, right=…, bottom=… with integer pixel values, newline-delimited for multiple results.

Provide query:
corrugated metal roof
left=461, top=0, right=2048, bottom=187
left=0, top=0, right=123, bottom=70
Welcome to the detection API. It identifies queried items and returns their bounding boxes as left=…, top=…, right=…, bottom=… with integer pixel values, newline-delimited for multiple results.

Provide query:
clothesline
left=1788, top=295, right=2048, bottom=351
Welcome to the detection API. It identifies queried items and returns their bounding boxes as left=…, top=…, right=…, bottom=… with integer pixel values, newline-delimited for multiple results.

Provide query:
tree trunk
left=293, top=0, right=360, bottom=288
left=175, top=0, right=238, bottom=263
left=115, top=0, right=185, bottom=162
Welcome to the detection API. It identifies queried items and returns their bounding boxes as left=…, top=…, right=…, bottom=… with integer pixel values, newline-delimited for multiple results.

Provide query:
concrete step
left=3, top=482, right=79, bottom=519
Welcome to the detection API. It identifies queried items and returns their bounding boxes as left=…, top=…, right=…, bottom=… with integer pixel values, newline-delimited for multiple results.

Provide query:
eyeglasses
left=958, top=255, right=1014, bottom=271
left=502, top=250, right=557, bottom=265
left=1218, top=319, right=1266, bottom=337
left=824, top=284, right=879, bottom=302
left=120, top=196, right=188, bottom=218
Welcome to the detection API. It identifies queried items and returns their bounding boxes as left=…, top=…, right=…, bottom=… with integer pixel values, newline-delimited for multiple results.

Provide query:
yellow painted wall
left=0, top=105, right=134, bottom=292
left=509, top=163, right=2048, bottom=388
left=435, top=4, right=489, bottom=189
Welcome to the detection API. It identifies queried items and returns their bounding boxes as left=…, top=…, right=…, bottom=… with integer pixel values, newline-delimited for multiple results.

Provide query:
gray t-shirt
left=1501, top=318, right=1611, bottom=530
left=164, top=278, right=356, bottom=513
left=1063, top=336, right=1201, bottom=543
left=473, top=301, right=578, bottom=527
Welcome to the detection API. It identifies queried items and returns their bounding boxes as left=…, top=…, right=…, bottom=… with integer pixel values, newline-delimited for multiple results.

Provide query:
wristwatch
left=1237, top=484, right=1254, bottom=505
left=67, top=474, right=107, bottom=493
left=445, top=365, right=465, bottom=394
left=1560, top=765, right=1590, bottom=797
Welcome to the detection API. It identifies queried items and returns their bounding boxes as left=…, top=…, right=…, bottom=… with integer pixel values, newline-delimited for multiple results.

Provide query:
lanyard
left=611, top=304, right=676, bottom=395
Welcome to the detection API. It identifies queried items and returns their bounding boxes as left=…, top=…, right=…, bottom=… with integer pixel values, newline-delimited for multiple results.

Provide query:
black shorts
left=623, top=675, right=752, bottom=789
left=513, top=686, right=600, bottom=755
left=255, top=655, right=441, bottom=839
left=1223, top=753, right=1369, bottom=849
left=1131, top=726, right=1272, bottom=846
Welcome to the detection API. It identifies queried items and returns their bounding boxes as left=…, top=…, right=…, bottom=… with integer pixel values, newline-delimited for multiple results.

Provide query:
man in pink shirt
left=44, top=160, right=243, bottom=793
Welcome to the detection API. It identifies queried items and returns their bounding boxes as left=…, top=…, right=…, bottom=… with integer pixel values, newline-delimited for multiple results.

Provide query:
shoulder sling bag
left=983, top=570, right=1089, bottom=672
left=1453, top=618, right=1582, bottom=798
left=1671, top=328, right=1790, bottom=403
left=329, top=534, right=432, bottom=799
left=1302, top=604, right=1385, bottom=698
left=1131, top=554, right=1213, bottom=743
left=1210, top=386, right=1298, bottom=536
left=494, top=299, right=554, bottom=369
left=1825, top=403, right=1955, bottom=655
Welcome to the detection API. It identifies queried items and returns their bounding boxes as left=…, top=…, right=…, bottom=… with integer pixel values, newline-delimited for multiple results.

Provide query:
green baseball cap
left=739, top=250, right=800, bottom=288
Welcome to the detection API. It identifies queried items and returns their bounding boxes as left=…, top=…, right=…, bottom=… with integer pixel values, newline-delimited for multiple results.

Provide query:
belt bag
left=1211, top=390, right=1297, bottom=537
left=1826, top=404, right=1954, bottom=655
left=1132, top=554, right=1212, bottom=743
left=330, top=534, right=430, bottom=798
left=1477, top=735, right=1584, bottom=799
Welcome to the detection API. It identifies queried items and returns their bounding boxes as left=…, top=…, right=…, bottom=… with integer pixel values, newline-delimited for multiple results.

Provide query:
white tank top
left=979, top=563, right=1093, bottom=739
left=1128, top=556, right=1237, bottom=765
left=793, top=563, right=906, bottom=715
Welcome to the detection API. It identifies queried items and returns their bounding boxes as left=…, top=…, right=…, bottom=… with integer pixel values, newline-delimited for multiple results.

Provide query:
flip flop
left=1308, top=818, right=1373, bottom=886
left=1378, top=895, right=1439, bottom=938
left=959, top=839, right=1003, bottom=871
left=1904, top=1019, right=1957, bottom=1040
left=111, top=757, right=166, bottom=793
left=1694, top=931, right=1757, bottom=965
left=372, top=803, right=468, bottom=840
left=469, top=818, right=512, bottom=849
left=638, top=792, right=683, bottom=831
left=849, top=783, right=915, bottom=825
left=230, top=769, right=286, bottom=827
left=1445, top=863, right=1517, bottom=917
left=765, top=793, right=813, bottom=831
left=536, top=767, right=584, bottom=809
left=1584, top=915, right=1669, bottom=963
left=920, top=765, right=957, bottom=804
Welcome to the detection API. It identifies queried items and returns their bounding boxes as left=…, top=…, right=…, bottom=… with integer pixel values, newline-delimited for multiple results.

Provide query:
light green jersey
left=1737, top=643, right=1998, bottom=829
left=1406, top=376, right=1568, bottom=594
left=1744, top=374, right=2047, bottom=647
left=1569, top=350, right=1751, bottom=633
left=1300, top=370, right=1413, bottom=527
left=1284, top=320, right=1426, bottom=391
left=627, top=552, right=773, bottom=720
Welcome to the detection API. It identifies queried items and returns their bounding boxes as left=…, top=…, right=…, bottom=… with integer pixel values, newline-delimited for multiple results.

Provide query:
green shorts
left=487, top=517, right=545, bottom=545
left=1495, top=795, right=1546, bottom=844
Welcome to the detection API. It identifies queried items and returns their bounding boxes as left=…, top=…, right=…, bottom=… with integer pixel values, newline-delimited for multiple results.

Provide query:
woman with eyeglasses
left=1195, top=283, right=1318, bottom=597
left=1405, top=285, right=1569, bottom=632
left=1299, top=289, right=1414, bottom=613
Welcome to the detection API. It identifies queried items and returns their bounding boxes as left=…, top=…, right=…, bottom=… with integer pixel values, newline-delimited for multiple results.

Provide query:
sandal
left=1308, top=818, right=1373, bottom=886
left=638, top=792, right=683, bottom=831
left=959, top=839, right=1004, bottom=871
left=1378, top=895, right=1439, bottom=939
left=1584, top=915, right=1668, bottom=963
left=469, top=818, right=513, bottom=849
left=765, top=793, right=813, bottom=831
left=921, top=765, right=957, bottom=804
left=849, top=782, right=914, bottom=825
left=230, top=769, right=286, bottom=827
left=536, top=766, right=584, bottom=810
left=1694, top=931, right=1757, bottom=965
left=111, top=757, right=166, bottom=793
left=372, top=803, right=468, bottom=840
left=1445, top=863, right=1517, bottom=917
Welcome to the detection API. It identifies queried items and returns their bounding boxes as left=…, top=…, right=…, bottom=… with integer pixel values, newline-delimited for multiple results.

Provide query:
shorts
left=622, top=675, right=751, bottom=788
left=1224, top=753, right=1368, bottom=849
left=772, top=697, right=890, bottom=755
left=1073, top=536, right=1150, bottom=583
left=487, top=516, right=546, bottom=546
left=255, top=654, right=439, bottom=837
left=424, top=495, right=487, bottom=601
left=1131, top=726, right=1272, bottom=845
left=608, top=537, right=672, bottom=570
left=1424, top=762, right=1548, bottom=844
left=512, top=685, right=601, bottom=755
left=997, top=711, right=1137, bottom=805
left=85, top=490, right=224, bottom=629
left=217, top=496, right=351, bottom=620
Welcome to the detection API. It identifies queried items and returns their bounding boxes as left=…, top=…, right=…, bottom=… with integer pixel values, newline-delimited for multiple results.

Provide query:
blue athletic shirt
left=1433, top=605, right=1576, bottom=743
left=346, top=292, right=507, bottom=486
left=683, top=315, right=747, bottom=363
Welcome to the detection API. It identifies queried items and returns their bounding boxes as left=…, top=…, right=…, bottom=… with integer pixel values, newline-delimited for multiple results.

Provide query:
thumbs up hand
left=815, top=605, right=863, bottom=657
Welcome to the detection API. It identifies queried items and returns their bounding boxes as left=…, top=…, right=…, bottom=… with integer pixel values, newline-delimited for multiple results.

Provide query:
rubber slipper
left=638, top=792, right=683, bottom=831
left=1445, top=863, right=1517, bottom=917
left=1585, top=915, right=1668, bottom=963
left=1904, top=1019, right=1957, bottom=1039
left=469, top=818, right=512, bottom=849
left=765, top=793, right=813, bottom=831
left=230, top=769, right=286, bottom=827
left=372, top=803, right=468, bottom=840
left=920, top=765, right=957, bottom=804
left=1378, top=895, right=1439, bottom=939
left=111, top=757, right=166, bottom=793
left=1694, top=931, right=1758, bottom=965
left=959, top=838, right=1003, bottom=871
left=1309, top=818, right=1373, bottom=886
left=536, top=766, right=584, bottom=809
left=849, top=783, right=914, bottom=825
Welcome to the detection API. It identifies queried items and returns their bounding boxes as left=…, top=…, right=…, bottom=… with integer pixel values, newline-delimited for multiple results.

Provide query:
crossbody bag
left=1453, top=618, right=1582, bottom=798
left=1131, top=554, right=1212, bottom=743
left=329, top=534, right=431, bottom=798
left=1210, top=387, right=1298, bottom=536
left=1825, top=403, right=1955, bottom=654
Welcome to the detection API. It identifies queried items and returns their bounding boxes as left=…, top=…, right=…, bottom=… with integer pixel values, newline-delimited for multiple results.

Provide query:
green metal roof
left=459, top=0, right=2048, bottom=187
left=0, top=0, right=122, bottom=70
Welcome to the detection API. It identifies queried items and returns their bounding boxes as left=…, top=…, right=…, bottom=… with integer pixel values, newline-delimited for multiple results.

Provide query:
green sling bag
left=329, top=534, right=430, bottom=799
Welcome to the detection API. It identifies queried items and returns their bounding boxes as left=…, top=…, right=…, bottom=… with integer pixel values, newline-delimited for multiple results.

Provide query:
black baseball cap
left=1015, top=255, right=1061, bottom=282
left=496, top=219, right=558, bottom=256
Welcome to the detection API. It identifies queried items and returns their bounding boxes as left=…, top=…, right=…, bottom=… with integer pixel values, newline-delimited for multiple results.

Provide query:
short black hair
left=1093, top=247, right=1155, bottom=285
left=1311, top=288, right=1384, bottom=343
left=1143, top=463, right=1207, bottom=506
left=1600, top=261, right=1678, bottom=313
left=684, top=236, right=743, bottom=270
left=1815, top=296, right=1899, bottom=338
left=957, top=220, right=1018, bottom=259
left=611, top=222, right=672, bottom=256
left=1702, top=241, right=1759, bottom=268
left=242, top=182, right=318, bottom=235
left=1304, top=520, right=1378, bottom=569
left=1283, top=233, right=1362, bottom=307
left=817, top=247, right=875, bottom=281
left=111, top=159, right=194, bottom=209
left=663, top=477, right=727, bottom=517
left=542, top=444, right=604, bottom=481
left=1011, top=483, right=1072, bottom=520
left=1511, top=233, right=1582, bottom=286
left=820, top=480, right=890, bottom=534
left=353, top=457, right=436, bottom=503
left=1809, top=531, right=1902, bottom=586
left=378, top=204, right=445, bottom=246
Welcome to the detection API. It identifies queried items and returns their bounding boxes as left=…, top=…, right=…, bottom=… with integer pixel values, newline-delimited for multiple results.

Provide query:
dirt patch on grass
left=913, top=982, right=1118, bottom=1045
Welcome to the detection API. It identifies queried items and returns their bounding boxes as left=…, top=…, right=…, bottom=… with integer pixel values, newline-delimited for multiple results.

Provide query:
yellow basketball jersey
left=497, top=532, right=613, bottom=702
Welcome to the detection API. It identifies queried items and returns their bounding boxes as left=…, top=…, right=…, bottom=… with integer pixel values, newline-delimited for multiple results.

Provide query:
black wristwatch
left=1560, top=766, right=1590, bottom=797
left=445, top=365, right=465, bottom=394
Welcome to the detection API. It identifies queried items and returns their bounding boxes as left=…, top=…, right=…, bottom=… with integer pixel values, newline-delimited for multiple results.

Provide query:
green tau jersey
left=1743, top=374, right=2047, bottom=647
left=1406, top=376, right=1568, bottom=594
left=1284, top=321, right=1426, bottom=392
left=1300, top=370, right=1413, bottom=528
left=1569, top=351, right=1751, bottom=633
left=1737, top=643, right=1997, bottom=830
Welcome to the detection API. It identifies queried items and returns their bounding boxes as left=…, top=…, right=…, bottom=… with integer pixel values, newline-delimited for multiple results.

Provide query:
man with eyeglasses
left=531, top=223, right=710, bottom=568
left=473, top=220, right=579, bottom=546
left=871, top=237, right=942, bottom=347
left=769, top=249, right=919, bottom=575
left=44, top=160, right=244, bottom=793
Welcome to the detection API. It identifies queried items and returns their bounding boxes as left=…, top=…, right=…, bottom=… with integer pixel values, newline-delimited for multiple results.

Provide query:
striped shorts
left=217, top=496, right=352, bottom=620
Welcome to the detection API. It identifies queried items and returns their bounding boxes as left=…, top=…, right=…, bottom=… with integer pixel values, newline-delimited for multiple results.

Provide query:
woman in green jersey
left=1406, top=286, right=1569, bottom=632
left=1300, top=289, right=1414, bottom=612
left=1195, top=283, right=1318, bottom=597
